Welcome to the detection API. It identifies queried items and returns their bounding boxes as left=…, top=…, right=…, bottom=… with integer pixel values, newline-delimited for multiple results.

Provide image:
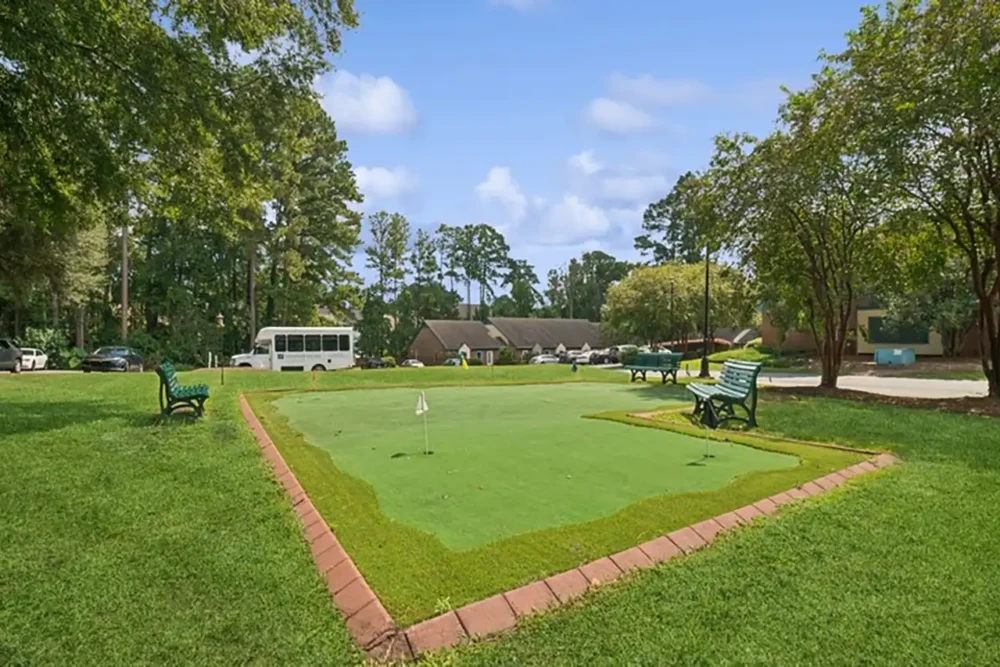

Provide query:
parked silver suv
left=0, top=338, right=22, bottom=373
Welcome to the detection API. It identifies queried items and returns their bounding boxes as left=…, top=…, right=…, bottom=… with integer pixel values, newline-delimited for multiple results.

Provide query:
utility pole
left=121, top=222, right=129, bottom=343
left=700, top=243, right=711, bottom=378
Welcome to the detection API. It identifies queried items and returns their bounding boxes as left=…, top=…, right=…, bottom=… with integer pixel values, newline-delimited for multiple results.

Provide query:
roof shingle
left=488, top=318, right=602, bottom=350
left=423, top=320, right=503, bottom=350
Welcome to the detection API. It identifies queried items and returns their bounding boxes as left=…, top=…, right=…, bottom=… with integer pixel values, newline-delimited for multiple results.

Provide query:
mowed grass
left=252, top=384, right=860, bottom=623
left=440, top=394, right=1000, bottom=666
left=0, top=371, right=362, bottom=665
left=274, top=384, right=798, bottom=548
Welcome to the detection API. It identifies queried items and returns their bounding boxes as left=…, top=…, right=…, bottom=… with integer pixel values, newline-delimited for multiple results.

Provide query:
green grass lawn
left=273, top=384, right=798, bottom=549
left=438, top=393, right=1000, bottom=666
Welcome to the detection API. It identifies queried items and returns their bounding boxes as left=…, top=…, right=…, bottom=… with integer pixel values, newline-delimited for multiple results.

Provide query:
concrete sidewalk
left=754, top=372, right=988, bottom=399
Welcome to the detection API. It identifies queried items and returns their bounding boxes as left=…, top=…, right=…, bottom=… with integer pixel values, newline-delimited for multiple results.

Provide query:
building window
left=274, top=335, right=287, bottom=352
left=476, top=350, right=483, bottom=359
left=868, top=317, right=930, bottom=345
left=287, top=334, right=305, bottom=352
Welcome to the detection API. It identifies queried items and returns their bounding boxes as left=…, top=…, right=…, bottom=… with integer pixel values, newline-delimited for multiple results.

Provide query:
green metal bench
left=623, top=351, right=684, bottom=384
left=156, top=361, right=210, bottom=417
left=687, top=359, right=763, bottom=428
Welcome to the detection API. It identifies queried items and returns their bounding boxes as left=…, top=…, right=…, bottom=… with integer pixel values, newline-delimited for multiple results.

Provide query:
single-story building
left=761, top=306, right=979, bottom=357
left=487, top=317, right=603, bottom=357
left=408, top=320, right=503, bottom=365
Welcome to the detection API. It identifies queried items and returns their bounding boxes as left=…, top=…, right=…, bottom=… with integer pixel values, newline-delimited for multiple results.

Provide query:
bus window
left=305, top=334, right=321, bottom=352
left=274, top=335, right=287, bottom=352
left=322, top=334, right=338, bottom=352
left=339, top=334, right=351, bottom=352
left=287, top=335, right=304, bottom=353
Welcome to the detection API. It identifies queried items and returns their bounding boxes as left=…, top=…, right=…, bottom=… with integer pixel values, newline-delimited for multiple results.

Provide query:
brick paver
left=334, top=578, right=378, bottom=618
left=610, top=547, right=654, bottom=573
left=691, top=518, right=726, bottom=543
left=800, top=481, right=825, bottom=496
left=637, top=536, right=682, bottom=563
left=713, top=511, right=744, bottom=530
left=768, top=491, right=794, bottom=506
left=366, top=633, right=413, bottom=662
left=667, top=526, right=707, bottom=554
left=579, top=557, right=623, bottom=586
left=814, top=475, right=840, bottom=491
left=735, top=504, right=764, bottom=523
left=406, top=612, right=467, bottom=656
left=753, top=497, right=779, bottom=515
left=327, top=557, right=361, bottom=594
left=504, top=581, right=558, bottom=617
left=874, top=453, right=898, bottom=468
left=545, top=569, right=589, bottom=603
left=786, top=487, right=809, bottom=500
left=346, top=598, right=395, bottom=648
left=456, top=594, right=517, bottom=638
left=852, top=461, right=878, bottom=474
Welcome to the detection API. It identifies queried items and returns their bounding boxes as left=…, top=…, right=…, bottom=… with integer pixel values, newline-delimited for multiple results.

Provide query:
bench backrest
left=156, top=362, right=181, bottom=398
left=718, top=360, right=763, bottom=397
left=634, top=351, right=683, bottom=369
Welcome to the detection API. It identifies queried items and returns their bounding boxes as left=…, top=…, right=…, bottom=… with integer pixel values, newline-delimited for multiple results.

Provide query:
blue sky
left=316, top=0, right=868, bottom=285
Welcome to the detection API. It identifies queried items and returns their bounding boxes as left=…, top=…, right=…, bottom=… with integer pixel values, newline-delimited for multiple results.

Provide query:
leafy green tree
left=500, top=259, right=540, bottom=317
left=714, top=73, right=889, bottom=387
left=603, top=262, right=752, bottom=346
left=411, top=229, right=442, bottom=285
left=365, top=211, right=410, bottom=298
left=830, top=0, right=1000, bottom=396
left=635, top=172, right=706, bottom=264
left=357, top=287, right=392, bottom=358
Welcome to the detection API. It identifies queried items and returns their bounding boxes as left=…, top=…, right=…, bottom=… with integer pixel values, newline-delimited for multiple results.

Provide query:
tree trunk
left=75, top=306, right=86, bottom=349
left=266, top=259, right=277, bottom=325
left=121, top=223, right=129, bottom=343
left=14, top=308, right=21, bottom=338
left=977, top=304, right=1000, bottom=398
left=248, top=243, right=256, bottom=349
left=51, top=291, right=60, bottom=326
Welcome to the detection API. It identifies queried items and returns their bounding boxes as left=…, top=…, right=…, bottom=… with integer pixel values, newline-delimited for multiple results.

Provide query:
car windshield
left=95, top=347, right=129, bottom=355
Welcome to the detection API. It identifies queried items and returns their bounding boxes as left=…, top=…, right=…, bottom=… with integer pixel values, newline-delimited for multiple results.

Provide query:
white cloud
left=608, top=74, right=712, bottom=107
left=489, top=0, right=547, bottom=11
left=568, top=150, right=603, bottom=176
left=354, top=166, right=418, bottom=208
left=599, top=174, right=669, bottom=203
left=316, top=70, right=416, bottom=134
left=475, top=167, right=528, bottom=222
left=540, top=195, right=611, bottom=244
left=583, top=98, right=656, bottom=134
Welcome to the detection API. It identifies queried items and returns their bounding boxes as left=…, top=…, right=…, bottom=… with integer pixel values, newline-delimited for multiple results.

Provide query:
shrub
left=19, top=327, right=74, bottom=368
left=496, top=346, right=520, bottom=365
left=745, top=337, right=763, bottom=348
left=619, top=348, right=639, bottom=365
left=382, top=355, right=397, bottom=367
left=65, top=347, right=89, bottom=369
left=467, top=357, right=484, bottom=366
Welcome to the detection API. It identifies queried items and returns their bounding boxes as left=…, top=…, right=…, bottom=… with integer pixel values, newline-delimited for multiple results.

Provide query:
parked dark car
left=81, top=346, right=144, bottom=373
left=0, top=338, right=22, bottom=373
left=364, top=357, right=389, bottom=369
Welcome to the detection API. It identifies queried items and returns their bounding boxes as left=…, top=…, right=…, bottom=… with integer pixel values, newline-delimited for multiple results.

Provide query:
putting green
left=275, top=384, right=799, bottom=549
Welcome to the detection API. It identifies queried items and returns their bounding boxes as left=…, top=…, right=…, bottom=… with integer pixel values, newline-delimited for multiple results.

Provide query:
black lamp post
left=700, top=243, right=711, bottom=378
left=215, top=313, right=225, bottom=386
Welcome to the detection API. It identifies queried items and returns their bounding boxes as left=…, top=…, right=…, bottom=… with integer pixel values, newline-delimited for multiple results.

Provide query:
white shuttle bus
left=230, top=326, right=355, bottom=371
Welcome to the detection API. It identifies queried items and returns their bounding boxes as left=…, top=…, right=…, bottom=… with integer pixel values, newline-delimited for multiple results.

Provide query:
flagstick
left=422, top=408, right=430, bottom=455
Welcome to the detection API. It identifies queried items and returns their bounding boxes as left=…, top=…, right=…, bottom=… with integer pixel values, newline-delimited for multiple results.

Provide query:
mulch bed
left=763, top=386, right=1000, bottom=418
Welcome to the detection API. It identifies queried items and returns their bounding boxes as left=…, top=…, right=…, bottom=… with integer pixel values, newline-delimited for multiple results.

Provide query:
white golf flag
left=415, top=391, right=429, bottom=416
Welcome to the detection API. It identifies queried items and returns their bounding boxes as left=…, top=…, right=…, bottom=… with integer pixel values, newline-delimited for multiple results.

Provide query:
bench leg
left=640, top=370, right=647, bottom=382
left=630, top=369, right=638, bottom=383
left=669, top=369, right=678, bottom=384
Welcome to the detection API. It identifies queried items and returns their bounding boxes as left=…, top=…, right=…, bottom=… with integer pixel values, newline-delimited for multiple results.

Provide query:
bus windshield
left=253, top=341, right=270, bottom=355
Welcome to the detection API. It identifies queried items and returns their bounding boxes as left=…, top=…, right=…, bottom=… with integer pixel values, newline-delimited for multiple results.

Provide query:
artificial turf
left=273, top=384, right=798, bottom=548
left=250, top=385, right=861, bottom=623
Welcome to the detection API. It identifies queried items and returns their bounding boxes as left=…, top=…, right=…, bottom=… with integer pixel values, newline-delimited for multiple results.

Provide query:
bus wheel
left=311, top=364, right=326, bottom=372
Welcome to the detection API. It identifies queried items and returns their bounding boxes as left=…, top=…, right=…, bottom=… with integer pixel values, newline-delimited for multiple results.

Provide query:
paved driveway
left=758, top=372, right=988, bottom=399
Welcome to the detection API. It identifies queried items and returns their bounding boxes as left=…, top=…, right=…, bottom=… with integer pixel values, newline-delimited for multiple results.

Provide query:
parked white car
left=20, top=348, right=48, bottom=370
left=571, top=350, right=591, bottom=365
left=529, top=354, right=560, bottom=364
left=399, top=358, right=425, bottom=368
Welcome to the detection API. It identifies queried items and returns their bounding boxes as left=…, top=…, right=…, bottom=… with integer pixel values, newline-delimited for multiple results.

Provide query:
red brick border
left=240, top=395, right=901, bottom=662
